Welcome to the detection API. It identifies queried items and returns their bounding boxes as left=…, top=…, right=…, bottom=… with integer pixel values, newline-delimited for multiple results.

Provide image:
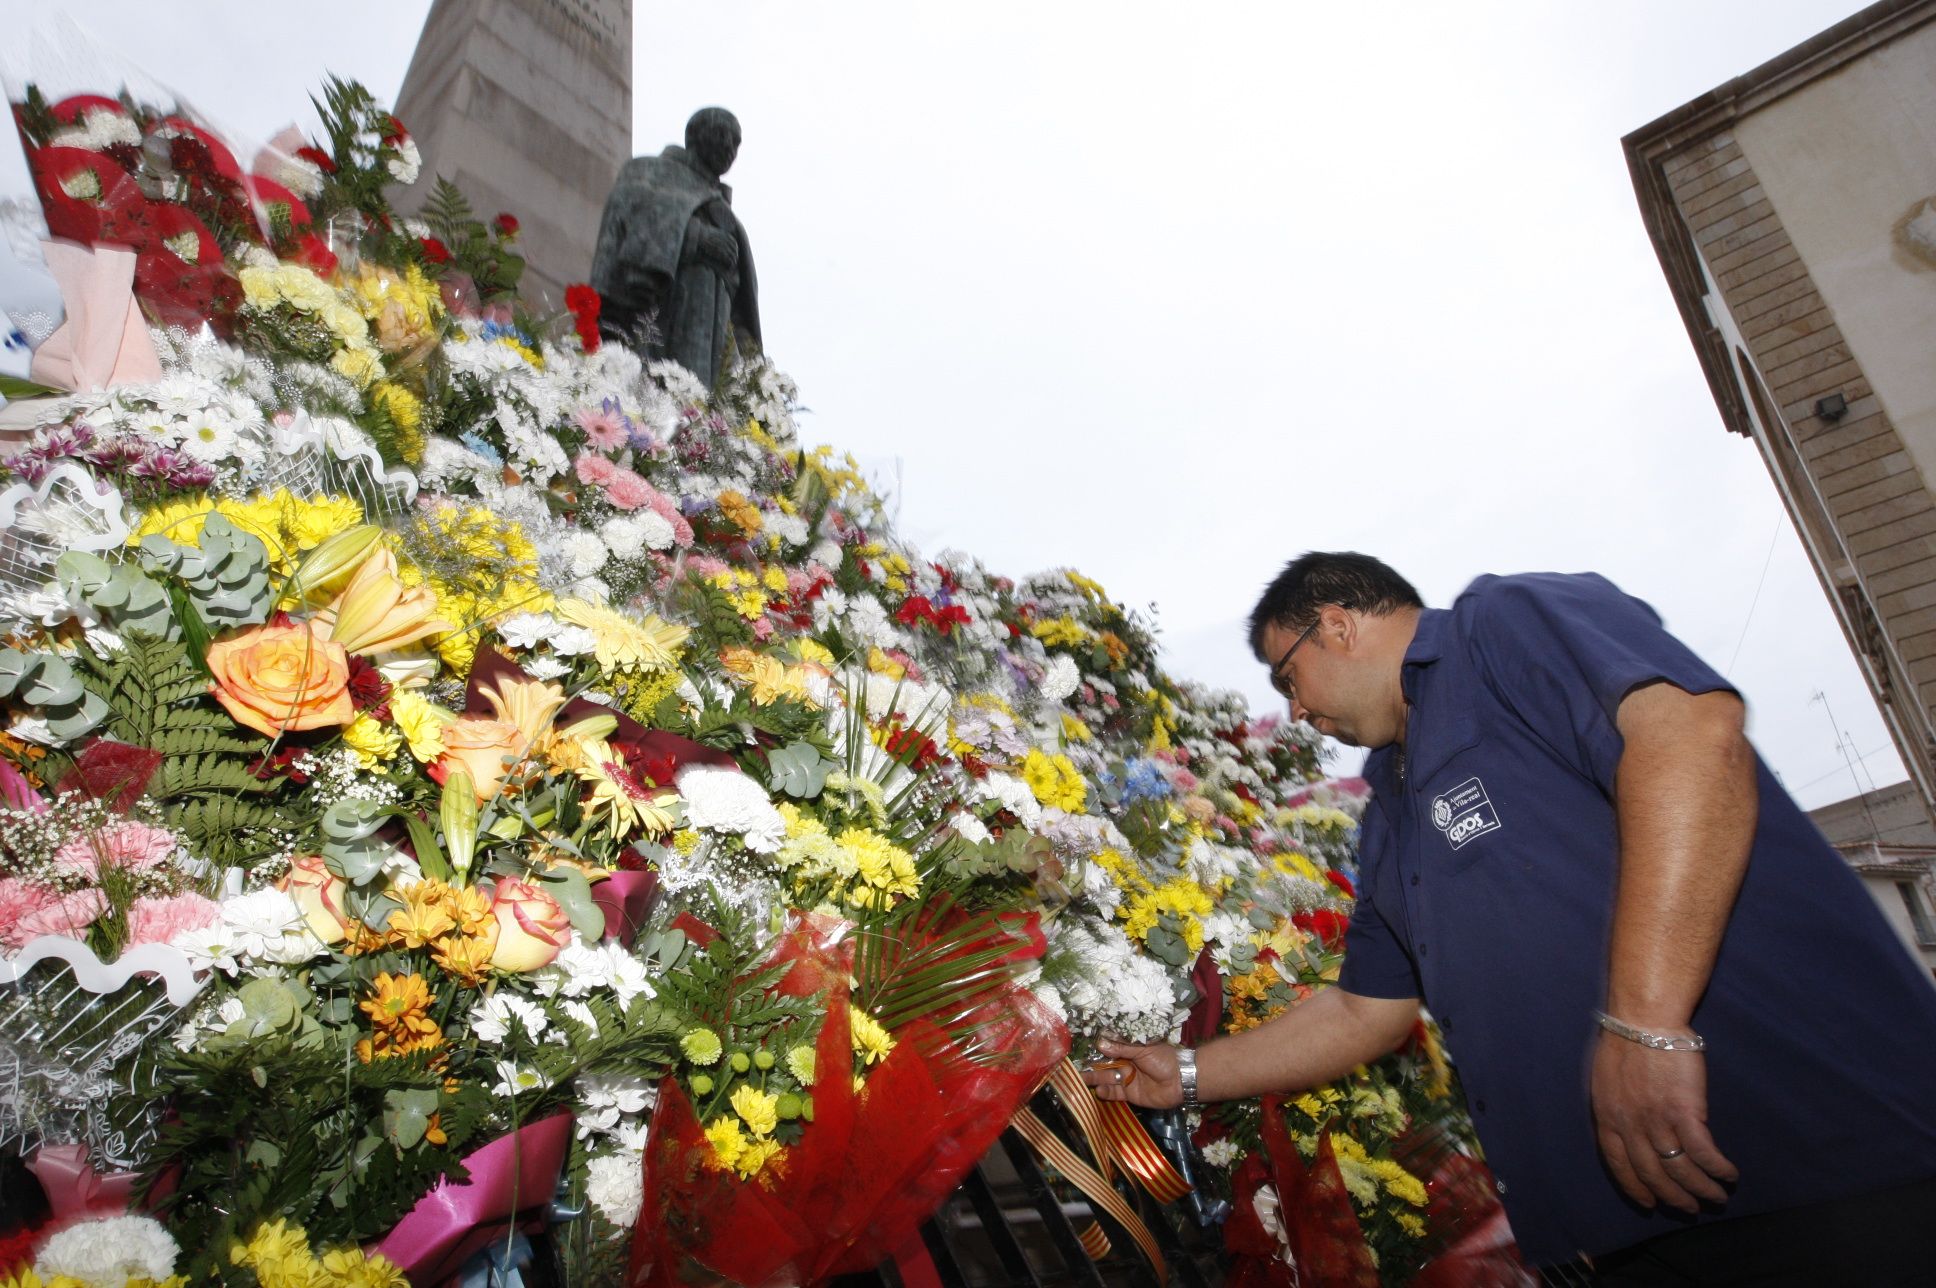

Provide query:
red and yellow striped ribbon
left=1009, top=1058, right=1195, bottom=1280
left=1011, top=1105, right=1165, bottom=1281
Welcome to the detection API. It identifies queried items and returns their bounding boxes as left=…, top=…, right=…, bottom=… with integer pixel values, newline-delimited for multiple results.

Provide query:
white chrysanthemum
left=1046, top=916, right=1185, bottom=1043
left=386, top=137, right=422, bottom=182
left=577, top=1072, right=656, bottom=1139
left=585, top=1148, right=646, bottom=1228
left=844, top=595, right=899, bottom=650
left=1203, top=911, right=1257, bottom=972
left=861, top=673, right=951, bottom=732
left=491, top=1060, right=551, bottom=1096
left=767, top=511, right=810, bottom=548
left=537, top=939, right=657, bottom=1007
left=48, top=109, right=143, bottom=153
left=949, top=811, right=993, bottom=845
left=36, top=1213, right=179, bottom=1284
left=496, top=612, right=559, bottom=650
left=676, top=764, right=788, bottom=853
left=1183, top=836, right=1247, bottom=888
left=549, top=624, right=599, bottom=656
left=1200, top=1137, right=1243, bottom=1169
left=219, top=888, right=324, bottom=966
left=974, top=772, right=1043, bottom=831
left=471, top=993, right=551, bottom=1043
left=599, top=516, right=647, bottom=560
left=1041, top=654, right=1082, bottom=705
left=171, top=920, right=244, bottom=976
left=559, top=998, right=599, bottom=1037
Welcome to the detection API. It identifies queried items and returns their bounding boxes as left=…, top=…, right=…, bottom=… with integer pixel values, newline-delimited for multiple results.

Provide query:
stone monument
left=391, top=0, right=632, bottom=307
left=591, top=108, right=761, bottom=390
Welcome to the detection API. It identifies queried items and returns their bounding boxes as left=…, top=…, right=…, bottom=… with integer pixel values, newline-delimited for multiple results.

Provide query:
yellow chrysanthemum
left=704, top=1115, right=746, bottom=1171
left=838, top=827, right=919, bottom=905
left=390, top=690, right=456, bottom=761
left=386, top=881, right=457, bottom=949
left=1021, top=749, right=1087, bottom=813
left=356, top=972, right=443, bottom=1062
left=731, top=1083, right=780, bottom=1137
left=319, top=1247, right=409, bottom=1288
left=785, top=1045, right=816, bottom=1085
left=1029, top=616, right=1088, bottom=649
left=342, top=712, right=402, bottom=769
left=735, top=1136, right=785, bottom=1179
left=849, top=1005, right=895, bottom=1066
left=716, top=489, right=763, bottom=536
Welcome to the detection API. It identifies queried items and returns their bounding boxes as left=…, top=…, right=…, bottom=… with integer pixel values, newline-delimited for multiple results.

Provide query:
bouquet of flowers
left=0, top=57, right=1517, bottom=1286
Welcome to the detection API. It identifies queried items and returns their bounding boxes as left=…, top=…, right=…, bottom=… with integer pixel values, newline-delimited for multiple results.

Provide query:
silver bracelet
left=1595, top=1010, right=1706, bottom=1052
left=1176, top=1046, right=1200, bottom=1109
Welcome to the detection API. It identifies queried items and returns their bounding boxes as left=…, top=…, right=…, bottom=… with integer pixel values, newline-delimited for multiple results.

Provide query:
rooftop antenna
left=1812, top=689, right=1883, bottom=845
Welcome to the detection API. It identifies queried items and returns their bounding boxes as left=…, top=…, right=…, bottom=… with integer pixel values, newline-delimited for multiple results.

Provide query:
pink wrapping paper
left=370, top=1111, right=572, bottom=1286
left=591, top=870, right=659, bottom=946
left=29, top=240, right=161, bottom=393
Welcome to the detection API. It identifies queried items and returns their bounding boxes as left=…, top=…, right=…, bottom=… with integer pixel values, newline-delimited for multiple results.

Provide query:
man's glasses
left=1268, top=620, right=1319, bottom=700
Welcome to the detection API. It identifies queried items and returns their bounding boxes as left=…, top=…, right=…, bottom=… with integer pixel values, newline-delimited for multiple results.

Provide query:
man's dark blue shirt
left=1337, top=572, right=1936, bottom=1266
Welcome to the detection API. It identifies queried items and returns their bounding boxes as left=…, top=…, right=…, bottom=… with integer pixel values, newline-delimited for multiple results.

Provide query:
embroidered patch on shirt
left=1431, top=776, right=1502, bottom=849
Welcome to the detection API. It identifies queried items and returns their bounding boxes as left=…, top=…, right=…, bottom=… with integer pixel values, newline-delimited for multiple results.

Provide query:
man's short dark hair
left=1246, top=552, right=1424, bottom=661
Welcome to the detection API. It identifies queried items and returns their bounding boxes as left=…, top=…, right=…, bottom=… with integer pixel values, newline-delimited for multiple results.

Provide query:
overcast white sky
left=1, top=0, right=1904, bottom=809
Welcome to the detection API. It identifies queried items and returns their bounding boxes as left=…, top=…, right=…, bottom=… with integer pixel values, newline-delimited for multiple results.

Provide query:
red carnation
left=564, top=283, right=600, bottom=317
left=291, top=232, right=338, bottom=277
left=493, top=212, right=520, bottom=238
left=1323, top=869, right=1356, bottom=899
left=419, top=236, right=451, bottom=264
left=380, top=114, right=408, bottom=144
left=295, top=144, right=338, bottom=174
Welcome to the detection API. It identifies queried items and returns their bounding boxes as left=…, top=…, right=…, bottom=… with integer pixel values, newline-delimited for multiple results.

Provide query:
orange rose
left=206, top=620, right=354, bottom=738
left=487, top=878, right=572, bottom=972
left=278, top=852, right=350, bottom=944
left=429, top=717, right=526, bottom=802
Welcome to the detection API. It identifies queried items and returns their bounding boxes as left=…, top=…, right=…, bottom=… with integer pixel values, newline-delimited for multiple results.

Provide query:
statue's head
left=686, top=108, right=742, bottom=179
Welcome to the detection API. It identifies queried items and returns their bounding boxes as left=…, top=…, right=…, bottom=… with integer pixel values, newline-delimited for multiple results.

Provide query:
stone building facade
left=1624, top=0, right=1936, bottom=815
left=393, top=0, right=633, bottom=308
left=1809, top=781, right=1936, bottom=975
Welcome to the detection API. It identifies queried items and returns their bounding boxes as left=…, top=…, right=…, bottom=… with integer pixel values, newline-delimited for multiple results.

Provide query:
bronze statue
left=590, top=107, right=760, bottom=389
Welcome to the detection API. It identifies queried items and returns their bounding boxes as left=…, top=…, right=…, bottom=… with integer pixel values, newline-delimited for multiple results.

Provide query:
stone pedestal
left=392, top=0, right=632, bottom=309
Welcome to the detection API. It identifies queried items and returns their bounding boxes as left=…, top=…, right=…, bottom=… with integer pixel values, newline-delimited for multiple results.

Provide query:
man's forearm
left=1198, top=987, right=1419, bottom=1102
left=1606, top=687, right=1757, bottom=1028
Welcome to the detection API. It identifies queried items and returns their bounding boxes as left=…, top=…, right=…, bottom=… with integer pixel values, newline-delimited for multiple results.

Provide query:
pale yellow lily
left=319, top=548, right=453, bottom=655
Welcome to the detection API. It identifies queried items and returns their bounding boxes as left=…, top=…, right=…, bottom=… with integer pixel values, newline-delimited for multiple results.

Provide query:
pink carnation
left=750, top=618, right=775, bottom=641
left=574, top=405, right=628, bottom=451
left=685, top=554, right=729, bottom=578
left=8, top=887, right=108, bottom=947
left=1171, top=768, right=1200, bottom=792
left=51, top=820, right=179, bottom=881
left=602, top=467, right=655, bottom=511
left=575, top=454, right=618, bottom=486
left=0, top=877, right=58, bottom=949
left=124, top=892, right=222, bottom=946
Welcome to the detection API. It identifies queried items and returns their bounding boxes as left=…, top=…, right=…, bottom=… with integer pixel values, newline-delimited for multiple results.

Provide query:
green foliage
left=138, top=514, right=274, bottom=633
left=848, top=894, right=1036, bottom=1067
left=0, top=646, right=107, bottom=741
left=420, top=178, right=527, bottom=302
left=150, top=1033, right=468, bottom=1278
left=667, top=571, right=757, bottom=655
left=74, top=634, right=287, bottom=865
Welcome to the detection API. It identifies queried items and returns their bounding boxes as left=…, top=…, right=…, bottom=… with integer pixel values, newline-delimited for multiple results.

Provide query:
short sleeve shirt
left=1337, top=572, right=1936, bottom=1265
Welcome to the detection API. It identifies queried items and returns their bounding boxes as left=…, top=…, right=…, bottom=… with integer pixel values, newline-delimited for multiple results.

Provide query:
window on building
left=1896, top=880, right=1936, bottom=947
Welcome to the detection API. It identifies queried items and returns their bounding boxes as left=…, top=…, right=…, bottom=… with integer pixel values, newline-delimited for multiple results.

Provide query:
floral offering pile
left=0, top=73, right=1502, bottom=1288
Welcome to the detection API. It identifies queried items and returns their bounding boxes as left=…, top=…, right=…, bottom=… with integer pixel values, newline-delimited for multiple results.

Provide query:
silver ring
left=1115, top=1068, right=1125, bottom=1084
left=1657, top=1146, right=1685, bottom=1160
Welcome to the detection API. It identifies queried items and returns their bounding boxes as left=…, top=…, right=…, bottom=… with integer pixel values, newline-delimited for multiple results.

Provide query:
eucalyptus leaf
left=539, top=864, right=606, bottom=941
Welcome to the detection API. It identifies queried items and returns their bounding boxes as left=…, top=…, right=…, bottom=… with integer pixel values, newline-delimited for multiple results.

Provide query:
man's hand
left=1079, top=1038, right=1183, bottom=1109
left=1590, top=1031, right=1737, bottom=1213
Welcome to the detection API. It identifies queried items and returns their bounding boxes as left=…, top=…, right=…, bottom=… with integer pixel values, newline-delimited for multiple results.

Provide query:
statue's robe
left=590, top=145, right=760, bottom=389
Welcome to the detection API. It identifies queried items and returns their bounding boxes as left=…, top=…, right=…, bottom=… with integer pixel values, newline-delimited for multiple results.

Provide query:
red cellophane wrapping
left=626, top=911, right=1068, bottom=1287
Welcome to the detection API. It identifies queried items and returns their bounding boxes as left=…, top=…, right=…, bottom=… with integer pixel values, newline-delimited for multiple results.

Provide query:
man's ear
left=1322, top=603, right=1354, bottom=650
